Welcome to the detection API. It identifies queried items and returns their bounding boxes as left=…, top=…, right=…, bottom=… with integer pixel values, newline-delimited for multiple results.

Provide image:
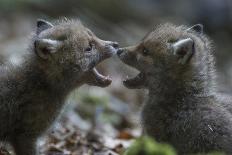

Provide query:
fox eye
left=168, top=38, right=178, bottom=43
left=85, top=44, right=92, bottom=52
left=142, top=48, right=150, bottom=56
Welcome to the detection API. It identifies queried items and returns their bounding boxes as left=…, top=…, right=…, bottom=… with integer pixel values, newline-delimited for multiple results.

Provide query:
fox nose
left=117, top=48, right=124, bottom=56
left=111, top=42, right=119, bottom=49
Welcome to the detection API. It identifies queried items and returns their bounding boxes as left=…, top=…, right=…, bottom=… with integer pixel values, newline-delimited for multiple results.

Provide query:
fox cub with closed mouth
left=0, top=19, right=118, bottom=155
left=117, top=23, right=232, bottom=154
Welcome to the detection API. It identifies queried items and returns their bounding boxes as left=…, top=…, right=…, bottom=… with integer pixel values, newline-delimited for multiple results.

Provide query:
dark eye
left=142, top=48, right=149, bottom=56
left=168, top=38, right=178, bottom=43
left=85, top=44, right=92, bottom=52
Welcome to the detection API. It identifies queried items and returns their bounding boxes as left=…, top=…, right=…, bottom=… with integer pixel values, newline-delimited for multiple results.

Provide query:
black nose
left=112, top=42, right=119, bottom=48
left=117, top=48, right=124, bottom=56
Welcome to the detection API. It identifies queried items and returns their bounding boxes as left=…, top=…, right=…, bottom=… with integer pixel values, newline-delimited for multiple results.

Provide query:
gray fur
left=0, top=19, right=117, bottom=155
left=118, top=23, right=232, bottom=154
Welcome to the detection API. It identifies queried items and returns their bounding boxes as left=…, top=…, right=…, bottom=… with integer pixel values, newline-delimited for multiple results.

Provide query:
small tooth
left=126, top=75, right=129, bottom=79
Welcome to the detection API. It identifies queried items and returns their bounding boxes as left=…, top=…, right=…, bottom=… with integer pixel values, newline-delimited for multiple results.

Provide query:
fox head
left=33, top=19, right=119, bottom=87
left=117, top=23, right=214, bottom=90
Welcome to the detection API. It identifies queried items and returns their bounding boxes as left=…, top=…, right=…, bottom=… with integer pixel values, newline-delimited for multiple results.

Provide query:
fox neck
left=147, top=66, right=216, bottom=108
left=19, top=53, right=82, bottom=97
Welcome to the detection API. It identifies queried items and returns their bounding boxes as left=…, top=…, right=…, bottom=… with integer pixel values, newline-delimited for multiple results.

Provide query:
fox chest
left=141, top=104, right=178, bottom=141
left=14, top=97, right=65, bottom=134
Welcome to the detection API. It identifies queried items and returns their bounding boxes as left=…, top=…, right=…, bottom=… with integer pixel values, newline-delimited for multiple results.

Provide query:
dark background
left=1, top=0, right=232, bottom=94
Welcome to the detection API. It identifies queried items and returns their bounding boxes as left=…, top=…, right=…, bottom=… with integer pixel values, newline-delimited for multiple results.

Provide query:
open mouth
left=117, top=48, right=146, bottom=89
left=89, top=67, right=112, bottom=87
left=86, top=42, right=118, bottom=87
left=123, top=72, right=146, bottom=89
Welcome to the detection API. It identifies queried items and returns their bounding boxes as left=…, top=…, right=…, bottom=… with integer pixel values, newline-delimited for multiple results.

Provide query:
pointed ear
left=34, top=39, right=62, bottom=59
left=171, top=38, right=194, bottom=64
left=187, top=24, right=203, bottom=34
left=36, top=19, right=53, bottom=35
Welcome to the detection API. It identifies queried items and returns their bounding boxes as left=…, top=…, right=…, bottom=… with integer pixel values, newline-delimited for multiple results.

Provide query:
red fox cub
left=0, top=19, right=118, bottom=155
left=117, top=23, right=232, bottom=155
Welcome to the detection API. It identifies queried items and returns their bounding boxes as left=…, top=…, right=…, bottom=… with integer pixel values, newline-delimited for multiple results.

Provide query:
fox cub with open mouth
left=117, top=23, right=232, bottom=154
left=0, top=19, right=118, bottom=155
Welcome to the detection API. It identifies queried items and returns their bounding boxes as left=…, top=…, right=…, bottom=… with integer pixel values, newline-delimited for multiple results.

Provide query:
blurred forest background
left=0, top=0, right=232, bottom=155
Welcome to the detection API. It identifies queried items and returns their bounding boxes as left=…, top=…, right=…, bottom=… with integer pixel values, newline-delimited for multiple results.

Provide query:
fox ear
left=36, top=19, right=53, bottom=35
left=187, top=24, right=203, bottom=34
left=34, top=39, right=63, bottom=59
left=171, top=38, right=194, bottom=64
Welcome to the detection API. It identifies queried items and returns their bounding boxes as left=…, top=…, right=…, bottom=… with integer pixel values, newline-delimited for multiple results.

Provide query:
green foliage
left=100, top=111, right=121, bottom=124
left=125, top=136, right=225, bottom=155
left=71, top=89, right=109, bottom=107
left=80, top=94, right=108, bottom=107
left=124, top=136, right=176, bottom=155
left=194, top=152, right=225, bottom=155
